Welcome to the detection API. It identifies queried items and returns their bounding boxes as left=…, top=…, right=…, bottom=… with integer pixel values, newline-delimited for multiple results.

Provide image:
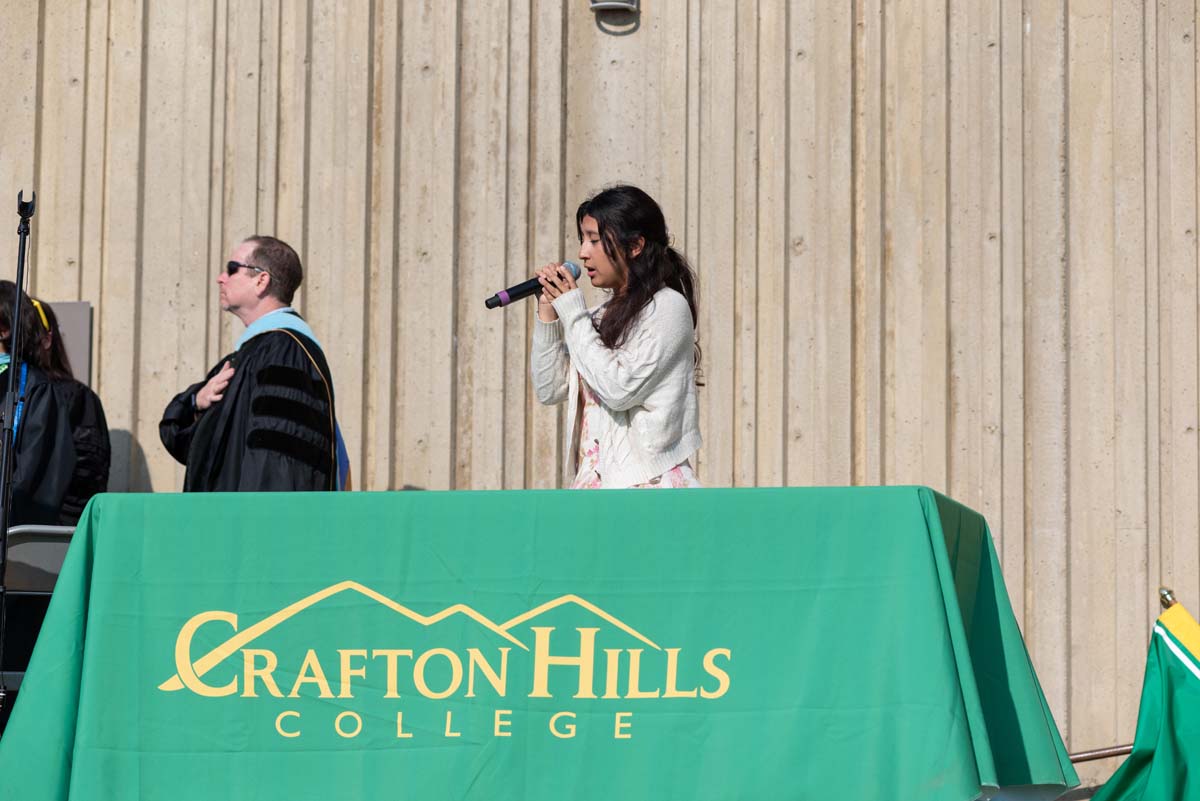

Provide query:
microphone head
left=563, top=261, right=582, bottom=279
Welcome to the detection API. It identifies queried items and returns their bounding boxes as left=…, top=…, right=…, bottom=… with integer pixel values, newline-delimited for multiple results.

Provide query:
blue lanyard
left=12, top=364, right=27, bottom=437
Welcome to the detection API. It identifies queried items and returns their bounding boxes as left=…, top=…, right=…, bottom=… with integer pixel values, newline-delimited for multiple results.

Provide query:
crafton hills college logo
left=158, top=581, right=732, bottom=741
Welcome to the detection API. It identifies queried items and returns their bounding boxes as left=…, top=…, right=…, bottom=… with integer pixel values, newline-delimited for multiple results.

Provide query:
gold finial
left=1160, top=587, right=1177, bottom=610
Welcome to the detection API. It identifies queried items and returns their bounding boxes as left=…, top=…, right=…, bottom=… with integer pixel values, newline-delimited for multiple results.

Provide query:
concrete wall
left=0, top=0, right=1188, bottom=783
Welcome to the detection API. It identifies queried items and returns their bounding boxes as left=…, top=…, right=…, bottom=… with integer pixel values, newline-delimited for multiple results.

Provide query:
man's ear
left=256, top=270, right=272, bottom=298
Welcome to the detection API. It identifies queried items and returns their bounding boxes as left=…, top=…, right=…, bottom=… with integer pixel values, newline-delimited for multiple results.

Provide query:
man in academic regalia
left=159, top=236, right=347, bottom=492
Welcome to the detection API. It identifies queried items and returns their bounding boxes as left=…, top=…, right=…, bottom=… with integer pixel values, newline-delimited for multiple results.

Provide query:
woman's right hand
left=535, top=263, right=562, bottom=322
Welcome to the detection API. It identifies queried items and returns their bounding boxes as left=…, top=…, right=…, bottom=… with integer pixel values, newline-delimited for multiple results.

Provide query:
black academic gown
left=159, top=328, right=338, bottom=492
left=49, top=379, right=111, bottom=525
left=0, top=365, right=77, bottom=526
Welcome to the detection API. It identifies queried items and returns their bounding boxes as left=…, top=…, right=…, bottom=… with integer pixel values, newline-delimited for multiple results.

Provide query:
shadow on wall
left=594, top=8, right=640, bottom=35
left=108, top=430, right=153, bottom=493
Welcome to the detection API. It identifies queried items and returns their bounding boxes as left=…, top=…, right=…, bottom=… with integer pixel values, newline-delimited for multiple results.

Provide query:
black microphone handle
left=484, top=262, right=581, bottom=309
left=485, top=276, right=543, bottom=309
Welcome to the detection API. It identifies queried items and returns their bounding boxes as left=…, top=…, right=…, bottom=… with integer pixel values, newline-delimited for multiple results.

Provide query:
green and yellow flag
left=1094, top=603, right=1200, bottom=801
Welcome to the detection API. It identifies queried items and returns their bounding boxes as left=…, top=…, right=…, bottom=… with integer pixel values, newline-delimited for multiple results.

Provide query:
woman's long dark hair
left=0, top=281, right=47, bottom=367
left=576, top=186, right=700, bottom=374
left=36, top=300, right=74, bottom=381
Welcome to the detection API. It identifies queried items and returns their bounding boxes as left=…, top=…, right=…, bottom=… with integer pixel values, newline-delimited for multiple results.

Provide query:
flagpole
left=1067, top=588, right=1180, bottom=765
left=1070, top=745, right=1133, bottom=764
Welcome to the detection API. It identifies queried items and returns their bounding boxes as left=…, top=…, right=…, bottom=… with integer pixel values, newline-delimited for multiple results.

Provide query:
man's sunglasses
left=225, top=260, right=268, bottom=276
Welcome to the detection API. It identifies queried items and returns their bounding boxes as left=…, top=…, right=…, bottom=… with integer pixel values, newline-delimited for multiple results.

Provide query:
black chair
left=0, top=524, right=74, bottom=736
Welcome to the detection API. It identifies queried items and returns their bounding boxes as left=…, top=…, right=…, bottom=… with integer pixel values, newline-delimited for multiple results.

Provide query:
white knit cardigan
left=531, top=286, right=702, bottom=487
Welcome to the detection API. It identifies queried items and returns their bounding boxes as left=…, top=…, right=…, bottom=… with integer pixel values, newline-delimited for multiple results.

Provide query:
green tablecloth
left=0, top=487, right=1077, bottom=800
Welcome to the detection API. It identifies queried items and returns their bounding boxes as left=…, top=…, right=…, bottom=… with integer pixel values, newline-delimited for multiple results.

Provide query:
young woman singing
left=531, top=184, right=702, bottom=489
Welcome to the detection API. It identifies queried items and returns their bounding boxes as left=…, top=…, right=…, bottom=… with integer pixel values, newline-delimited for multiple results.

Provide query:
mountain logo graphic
left=159, top=581, right=662, bottom=692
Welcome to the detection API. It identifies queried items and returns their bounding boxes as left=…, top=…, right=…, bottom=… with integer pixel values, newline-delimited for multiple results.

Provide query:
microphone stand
left=0, top=190, right=35, bottom=714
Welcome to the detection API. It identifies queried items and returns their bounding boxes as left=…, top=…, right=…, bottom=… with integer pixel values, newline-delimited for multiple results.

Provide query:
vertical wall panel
left=138, top=0, right=215, bottom=491
left=6, top=0, right=1200, bottom=782
left=883, top=0, right=949, bottom=489
left=96, top=0, right=145, bottom=492
left=756, top=0, right=787, bottom=487
left=854, top=0, right=885, bottom=486
left=1111, top=0, right=1151, bottom=780
left=502, top=0, right=532, bottom=490
left=947, top=0, right=1003, bottom=520
left=274, top=1, right=309, bottom=283
left=256, top=0, right=280, bottom=234
left=79, top=0, right=112, bottom=343
left=1160, top=0, right=1200, bottom=622
left=787, top=2, right=854, bottom=486
left=178, top=0, right=219, bottom=490
left=204, top=0, right=228, bottom=368
left=656, top=0, right=692, bottom=238
left=1141, top=0, right=1163, bottom=737
left=978, top=0, right=1004, bottom=533
left=997, top=0, right=1027, bottom=621
left=1067, top=0, right=1118, bottom=762
left=456, top=0, right=510, bottom=490
left=395, top=0, right=458, bottom=490
left=695, top=2, right=737, bottom=487
left=34, top=1, right=88, bottom=302
left=304, top=0, right=371, bottom=486
left=684, top=0, right=702, bottom=304
left=364, top=0, right=399, bottom=492
left=1023, top=0, right=1071, bottom=735
left=217, top=0, right=263, bottom=355
left=915, top=0, right=950, bottom=491
left=732, top=1, right=758, bottom=487
left=526, top=0, right=566, bottom=488
left=0, top=3, right=39, bottom=223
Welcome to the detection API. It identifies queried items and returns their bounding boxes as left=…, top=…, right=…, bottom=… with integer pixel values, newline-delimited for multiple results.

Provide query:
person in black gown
left=0, top=282, right=76, bottom=526
left=159, top=236, right=344, bottom=492
left=31, top=298, right=110, bottom=525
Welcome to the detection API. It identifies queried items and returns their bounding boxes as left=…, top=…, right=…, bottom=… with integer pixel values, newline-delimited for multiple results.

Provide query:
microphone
left=485, top=261, right=582, bottom=309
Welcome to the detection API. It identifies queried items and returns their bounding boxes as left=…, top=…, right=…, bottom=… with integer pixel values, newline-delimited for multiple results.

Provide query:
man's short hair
left=244, top=235, right=303, bottom=304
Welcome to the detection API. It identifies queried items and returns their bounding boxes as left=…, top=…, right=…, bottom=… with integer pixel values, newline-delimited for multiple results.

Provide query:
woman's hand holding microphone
left=535, top=263, right=579, bottom=323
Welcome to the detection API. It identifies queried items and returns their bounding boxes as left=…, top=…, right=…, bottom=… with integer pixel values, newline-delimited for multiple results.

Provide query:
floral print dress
left=570, top=374, right=701, bottom=489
